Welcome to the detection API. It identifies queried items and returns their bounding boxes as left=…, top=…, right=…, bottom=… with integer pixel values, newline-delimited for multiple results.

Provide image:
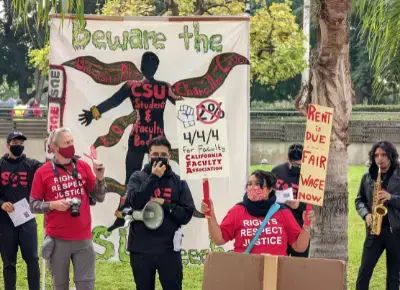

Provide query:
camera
left=66, top=198, right=82, bottom=217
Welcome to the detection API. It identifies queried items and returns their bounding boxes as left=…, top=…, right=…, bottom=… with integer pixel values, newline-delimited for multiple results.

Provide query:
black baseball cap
left=7, top=131, right=27, bottom=143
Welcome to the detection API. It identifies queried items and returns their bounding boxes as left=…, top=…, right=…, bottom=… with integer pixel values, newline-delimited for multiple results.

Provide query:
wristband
left=90, top=106, right=102, bottom=120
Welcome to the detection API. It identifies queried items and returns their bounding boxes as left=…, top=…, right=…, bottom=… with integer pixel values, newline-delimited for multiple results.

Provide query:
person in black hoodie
left=0, top=131, right=42, bottom=290
left=271, top=143, right=310, bottom=257
left=355, top=141, right=400, bottom=290
left=127, top=136, right=195, bottom=290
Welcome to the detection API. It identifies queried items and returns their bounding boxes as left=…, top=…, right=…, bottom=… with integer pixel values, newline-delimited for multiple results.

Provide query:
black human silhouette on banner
left=62, top=51, right=249, bottom=231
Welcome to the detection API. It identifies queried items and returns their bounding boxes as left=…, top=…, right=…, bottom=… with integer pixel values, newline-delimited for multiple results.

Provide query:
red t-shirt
left=30, top=160, right=96, bottom=240
left=220, top=205, right=302, bottom=255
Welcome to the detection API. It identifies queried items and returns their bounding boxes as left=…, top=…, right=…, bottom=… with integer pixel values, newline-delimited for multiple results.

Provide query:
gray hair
left=48, top=127, right=71, bottom=146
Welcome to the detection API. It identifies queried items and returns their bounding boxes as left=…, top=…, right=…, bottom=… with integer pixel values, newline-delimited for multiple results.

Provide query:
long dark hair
left=248, top=170, right=277, bottom=190
left=368, top=141, right=399, bottom=169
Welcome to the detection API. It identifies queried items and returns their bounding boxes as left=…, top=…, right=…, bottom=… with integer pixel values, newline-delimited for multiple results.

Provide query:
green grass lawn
left=0, top=165, right=386, bottom=289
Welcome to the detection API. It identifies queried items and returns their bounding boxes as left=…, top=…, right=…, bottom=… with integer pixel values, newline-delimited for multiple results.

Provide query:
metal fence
left=250, top=111, right=400, bottom=143
left=1, top=108, right=400, bottom=143
left=0, top=108, right=48, bottom=138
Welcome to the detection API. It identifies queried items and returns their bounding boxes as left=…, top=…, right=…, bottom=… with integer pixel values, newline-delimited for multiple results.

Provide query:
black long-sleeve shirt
left=272, top=163, right=307, bottom=226
left=127, top=164, right=195, bottom=254
left=0, top=154, right=42, bottom=223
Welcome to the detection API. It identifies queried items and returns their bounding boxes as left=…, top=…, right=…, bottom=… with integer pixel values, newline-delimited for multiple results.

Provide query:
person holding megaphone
left=126, top=136, right=195, bottom=290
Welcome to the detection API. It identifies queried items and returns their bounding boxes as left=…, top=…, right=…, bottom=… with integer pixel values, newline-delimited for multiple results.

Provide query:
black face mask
left=10, top=145, right=24, bottom=157
left=289, top=165, right=301, bottom=175
left=150, top=157, right=169, bottom=167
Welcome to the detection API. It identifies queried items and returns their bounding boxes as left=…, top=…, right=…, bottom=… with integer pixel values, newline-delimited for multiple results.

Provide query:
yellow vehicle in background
left=11, top=99, right=44, bottom=120
left=11, top=103, right=26, bottom=120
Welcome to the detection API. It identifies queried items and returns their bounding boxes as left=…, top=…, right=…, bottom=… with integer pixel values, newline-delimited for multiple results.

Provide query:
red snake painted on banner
left=61, top=51, right=249, bottom=231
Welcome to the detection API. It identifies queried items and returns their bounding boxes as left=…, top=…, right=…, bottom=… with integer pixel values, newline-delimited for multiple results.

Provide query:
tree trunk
left=18, top=78, right=30, bottom=104
left=33, top=69, right=47, bottom=103
left=298, top=0, right=353, bottom=289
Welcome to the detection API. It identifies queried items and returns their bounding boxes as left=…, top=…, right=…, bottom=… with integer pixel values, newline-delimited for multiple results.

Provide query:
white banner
left=176, top=98, right=229, bottom=179
left=49, top=15, right=250, bottom=265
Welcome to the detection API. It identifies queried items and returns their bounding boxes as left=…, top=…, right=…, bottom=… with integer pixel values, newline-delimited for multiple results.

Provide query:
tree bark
left=297, top=1, right=353, bottom=289
left=164, top=0, right=180, bottom=16
left=33, top=69, right=47, bottom=103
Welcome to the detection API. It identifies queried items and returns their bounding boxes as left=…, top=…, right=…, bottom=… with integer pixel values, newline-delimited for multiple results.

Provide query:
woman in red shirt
left=30, top=127, right=106, bottom=290
left=201, top=170, right=313, bottom=255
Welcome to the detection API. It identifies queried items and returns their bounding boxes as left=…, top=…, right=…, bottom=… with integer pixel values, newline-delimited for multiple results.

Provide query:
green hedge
left=352, top=105, right=400, bottom=112
left=251, top=103, right=400, bottom=112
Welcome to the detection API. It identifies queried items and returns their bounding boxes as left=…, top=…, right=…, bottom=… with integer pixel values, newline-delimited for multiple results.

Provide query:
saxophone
left=370, top=166, right=388, bottom=235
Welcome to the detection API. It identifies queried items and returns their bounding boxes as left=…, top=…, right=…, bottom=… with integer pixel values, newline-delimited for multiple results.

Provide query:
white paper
left=173, top=227, right=183, bottom=252
left=8, top=199, right=35, bottom=227
left=275, top=188, right=294, bottom=204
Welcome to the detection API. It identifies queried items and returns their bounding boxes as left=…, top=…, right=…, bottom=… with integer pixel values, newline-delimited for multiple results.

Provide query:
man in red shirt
left=30, top=127, right=106, bottom=290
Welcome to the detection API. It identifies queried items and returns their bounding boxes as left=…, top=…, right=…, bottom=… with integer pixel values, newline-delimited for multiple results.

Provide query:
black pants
left=287, top=241, right=310, bottom=257
left=0, top=219, right=40, bottom=290
left=130, top=252, right=183, bottom=290
left=356, top=226, right=400, bottom=290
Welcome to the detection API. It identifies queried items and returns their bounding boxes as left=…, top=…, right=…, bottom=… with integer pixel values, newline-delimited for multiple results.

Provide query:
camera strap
left=51, top=159, right=83, bottom=200
left=51, top=159, right=78, bottom=178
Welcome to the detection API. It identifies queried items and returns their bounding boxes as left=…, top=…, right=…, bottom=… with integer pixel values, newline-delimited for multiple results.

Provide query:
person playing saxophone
left=355, top=141, right=400, bottom=290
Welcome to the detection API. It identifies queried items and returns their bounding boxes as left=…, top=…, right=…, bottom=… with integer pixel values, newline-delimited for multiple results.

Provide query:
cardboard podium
left=202, top=252, right=345, bottom=290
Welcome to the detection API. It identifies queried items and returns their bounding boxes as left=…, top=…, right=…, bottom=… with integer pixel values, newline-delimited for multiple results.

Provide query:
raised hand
left=92, top=160, right=105, bottom=181
left=177, top=105, right=195, bottom=128
left=302, top=209, right=315, bottom=229
left=78, top=109, right=94, bottom=126
left=152, top=161, right=166, bottom=178
left=201, top=199, right=216, bottom=219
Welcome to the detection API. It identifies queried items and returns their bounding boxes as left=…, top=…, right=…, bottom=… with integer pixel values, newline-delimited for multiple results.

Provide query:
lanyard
left=51, top=160, right=77, bottom=178
left=51, top=159, right=84, bottom=200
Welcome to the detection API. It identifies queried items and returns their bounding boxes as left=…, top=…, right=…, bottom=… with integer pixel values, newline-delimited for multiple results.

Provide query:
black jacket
left=271, top=163, right=306, bottom=226
left=127, top=164, right=195, bottom=254
left=355, top=164, right=400, bottom=235
left=0, top=154, right=41, bottom=222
